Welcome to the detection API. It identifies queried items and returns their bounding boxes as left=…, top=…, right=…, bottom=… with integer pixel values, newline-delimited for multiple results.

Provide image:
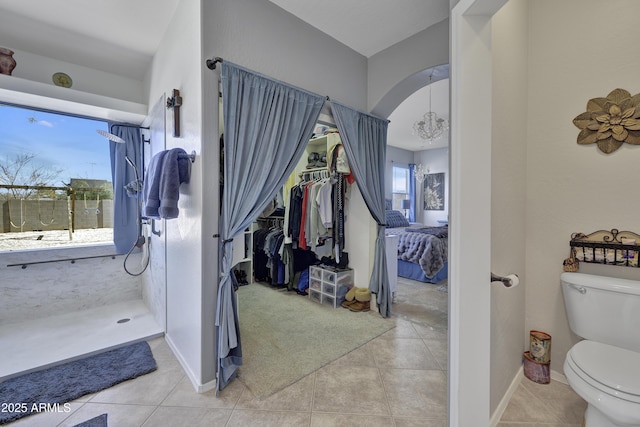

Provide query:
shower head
left=96, top=129, right=126, bottom=144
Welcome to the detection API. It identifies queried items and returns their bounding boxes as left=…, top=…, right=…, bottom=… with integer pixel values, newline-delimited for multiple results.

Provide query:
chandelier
left=414, top=164, right=429, bottom=184
left=413, top=74, right=449, bottom=142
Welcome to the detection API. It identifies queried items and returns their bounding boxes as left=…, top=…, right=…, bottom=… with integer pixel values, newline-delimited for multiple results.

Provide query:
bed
left=385, top=210, right=448, bottom=283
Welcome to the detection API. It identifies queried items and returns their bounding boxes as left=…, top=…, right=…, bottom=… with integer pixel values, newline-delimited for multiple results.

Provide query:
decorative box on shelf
left=308, top=265, right=353, bottom=308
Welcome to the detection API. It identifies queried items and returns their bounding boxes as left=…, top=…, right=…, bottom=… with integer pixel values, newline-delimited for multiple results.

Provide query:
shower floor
left=0, top=299, right=163, bottom=381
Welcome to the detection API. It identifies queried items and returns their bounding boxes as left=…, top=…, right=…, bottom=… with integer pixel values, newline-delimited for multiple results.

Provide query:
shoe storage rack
left=308, top=265, right=353, bottom=308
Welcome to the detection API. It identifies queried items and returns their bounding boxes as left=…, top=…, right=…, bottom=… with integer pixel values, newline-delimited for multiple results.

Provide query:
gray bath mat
left=0, top=341, right=155, bottom=425
left=73, top=413, right=108, bottom=427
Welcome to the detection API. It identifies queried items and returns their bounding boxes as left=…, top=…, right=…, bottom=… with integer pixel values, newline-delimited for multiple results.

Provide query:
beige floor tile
left=377, top=318, right=419, bottom=339
left=143, top=406, right=232, bottom=426
left=499, top=381, right=561, bottom=423
left=89, top=357, right=184, bottom=406
left=161, top=375, right=243, bottom=409
left=393, top=417, right=448, bottom=427
left=370, top=337, right=441, bottom=370
left=226, top=409, right=311, bottom=426
left=422, top=337, right=448, bottom=370
left=235, top=374, right=314, bottom=411
left=313, top=364, right=390, bottom=416
left=311, top=412, right=393, bottom=427
left=329, top=340, right=377, bottom=368
left=519, top=379, right=587, bottom=424
left=7, top=278, right=594, bottom=427
left=380, top=368, right=447, bottom=419
left=497, top=424, right=582, bottom=427
left=411, top=321, right=448, bottom=340
left=59, top=402, right=156, bottom=427
left=147, top=337, right=177, bottom=361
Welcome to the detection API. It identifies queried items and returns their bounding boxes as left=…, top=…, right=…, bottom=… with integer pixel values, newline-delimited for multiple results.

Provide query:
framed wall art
left=424, top=173, right=445, bottom=211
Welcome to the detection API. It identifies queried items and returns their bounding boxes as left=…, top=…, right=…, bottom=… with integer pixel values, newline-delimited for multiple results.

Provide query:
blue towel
left=142, top=150, right=167, bottom=219
left=158, top=148, right=190, bottom=219
left=142, top=148, right=191, bottom=219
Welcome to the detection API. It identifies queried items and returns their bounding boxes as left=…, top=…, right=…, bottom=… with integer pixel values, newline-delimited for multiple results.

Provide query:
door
left=144, top=94, right=167, bottom=330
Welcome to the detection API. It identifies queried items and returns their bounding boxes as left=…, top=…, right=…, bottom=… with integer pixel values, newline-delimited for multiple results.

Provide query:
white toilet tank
left=561, top=272, right=640, bottom=353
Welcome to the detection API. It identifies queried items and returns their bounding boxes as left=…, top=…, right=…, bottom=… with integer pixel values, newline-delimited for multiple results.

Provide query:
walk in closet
left=242, top=125, right=356, bottom=305
left=215, top=60, right=390, bottom=394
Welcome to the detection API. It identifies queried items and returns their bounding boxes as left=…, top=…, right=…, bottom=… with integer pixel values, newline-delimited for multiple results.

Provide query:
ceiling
left=0, top=0, right=449, bottom=151
left=0, top=0, right=181, bottom=79
left=388, top=78, right=449, bottom=152
left=268, top=0, right=449, bottom=58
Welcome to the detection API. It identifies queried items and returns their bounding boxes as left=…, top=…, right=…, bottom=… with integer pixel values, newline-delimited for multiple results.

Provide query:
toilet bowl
left=564, top=340, right=640, bottom=426
left=561, top=273, right=640, bottom=427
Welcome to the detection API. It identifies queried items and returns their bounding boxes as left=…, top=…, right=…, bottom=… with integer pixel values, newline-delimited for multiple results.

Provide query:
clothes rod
left=206, top=56, right=224, bottom=70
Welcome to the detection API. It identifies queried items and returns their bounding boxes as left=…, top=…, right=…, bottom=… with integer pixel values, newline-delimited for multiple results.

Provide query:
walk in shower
left=0, top=245, right=163, bottom=380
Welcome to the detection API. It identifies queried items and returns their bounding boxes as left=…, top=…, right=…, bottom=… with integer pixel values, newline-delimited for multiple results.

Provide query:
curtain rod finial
left=206, top=57, right=224, bottom=70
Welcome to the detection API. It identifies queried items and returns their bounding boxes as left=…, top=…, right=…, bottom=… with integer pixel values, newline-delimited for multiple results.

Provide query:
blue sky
left=0, top=104, right=112, bottom=185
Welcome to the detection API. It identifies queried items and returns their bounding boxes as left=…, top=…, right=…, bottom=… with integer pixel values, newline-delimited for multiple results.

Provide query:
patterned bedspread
left=387, top=226, right=448, bottom=278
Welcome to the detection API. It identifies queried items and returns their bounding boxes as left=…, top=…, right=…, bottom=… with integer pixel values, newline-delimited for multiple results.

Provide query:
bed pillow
left=385, top=210, right=410, bottom=228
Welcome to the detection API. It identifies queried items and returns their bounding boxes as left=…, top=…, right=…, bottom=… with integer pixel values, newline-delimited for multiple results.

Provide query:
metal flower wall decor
left=573, top=88, right=640, bottom=154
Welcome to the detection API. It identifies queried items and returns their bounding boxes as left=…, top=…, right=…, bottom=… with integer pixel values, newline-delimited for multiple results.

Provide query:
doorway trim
left=450, top=0, right=507, bottom=425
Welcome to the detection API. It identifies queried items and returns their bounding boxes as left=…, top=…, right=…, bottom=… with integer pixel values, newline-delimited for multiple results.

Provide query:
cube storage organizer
left=308, top=265, right=353, bottom=308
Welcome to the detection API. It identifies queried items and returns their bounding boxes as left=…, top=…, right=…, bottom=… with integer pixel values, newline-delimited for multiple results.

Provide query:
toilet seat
left=567, top=340, right=640, bottom=403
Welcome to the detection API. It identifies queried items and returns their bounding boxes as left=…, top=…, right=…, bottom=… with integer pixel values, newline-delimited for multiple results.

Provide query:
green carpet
left=237, top=283, right=394, bottom=398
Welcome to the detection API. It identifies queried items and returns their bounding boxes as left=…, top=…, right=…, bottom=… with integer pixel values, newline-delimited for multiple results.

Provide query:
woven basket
left=563, top=247, right=579, bottom=272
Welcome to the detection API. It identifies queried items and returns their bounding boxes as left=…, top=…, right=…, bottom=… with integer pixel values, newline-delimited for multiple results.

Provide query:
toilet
left=561, top=272, right=640, bottom=427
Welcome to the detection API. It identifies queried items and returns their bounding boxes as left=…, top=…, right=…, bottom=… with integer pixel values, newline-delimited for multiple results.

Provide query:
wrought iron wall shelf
left=570, top=228, right=640, bottom=268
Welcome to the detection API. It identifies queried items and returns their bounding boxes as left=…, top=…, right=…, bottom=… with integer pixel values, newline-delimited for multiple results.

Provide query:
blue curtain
left=216, top=61, right=325, bottom=393
left=109, top=124, right=143, bottom=254
left=329, top=101, right=392, bottom=317
left=408, top=163, right=416, bottom=222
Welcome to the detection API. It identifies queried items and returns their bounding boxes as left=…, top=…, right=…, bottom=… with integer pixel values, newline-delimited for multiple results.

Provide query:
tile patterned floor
left=9, top=277, right=586, bottom=426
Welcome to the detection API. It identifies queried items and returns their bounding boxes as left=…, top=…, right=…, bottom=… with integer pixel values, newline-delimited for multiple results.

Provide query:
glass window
left=0, top=104, right=113, bottom=252
left=391, top=165, right=409, bottom=211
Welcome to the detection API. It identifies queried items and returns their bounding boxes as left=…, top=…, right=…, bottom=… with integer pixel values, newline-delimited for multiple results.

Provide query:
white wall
left=144, top=0, right=208, bottom=390
left=7, top=49, right=144, bottom=105
left=368, top=19, right=449, bottom=117
left=414, top=147, right=449, bottom=226
left=490, top=0, right=528, bottom=416
left=526, top=0, right=640, bottom=374
left=205, top=0, right=367, bottom=109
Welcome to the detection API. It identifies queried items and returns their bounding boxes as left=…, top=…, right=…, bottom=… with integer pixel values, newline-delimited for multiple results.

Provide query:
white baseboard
left=489, top=366, right=524, bottom=427
left=165, top=334, right=216, bottom=394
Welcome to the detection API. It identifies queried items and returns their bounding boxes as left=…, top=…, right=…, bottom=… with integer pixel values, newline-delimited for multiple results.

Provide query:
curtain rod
left=206, top=58, right=346, bottom=112
left=206, top=56, right=224, bottom=70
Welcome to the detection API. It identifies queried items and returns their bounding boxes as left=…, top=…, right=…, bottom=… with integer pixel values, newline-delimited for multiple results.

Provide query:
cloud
left=27, top=117, right=54, bottom=127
